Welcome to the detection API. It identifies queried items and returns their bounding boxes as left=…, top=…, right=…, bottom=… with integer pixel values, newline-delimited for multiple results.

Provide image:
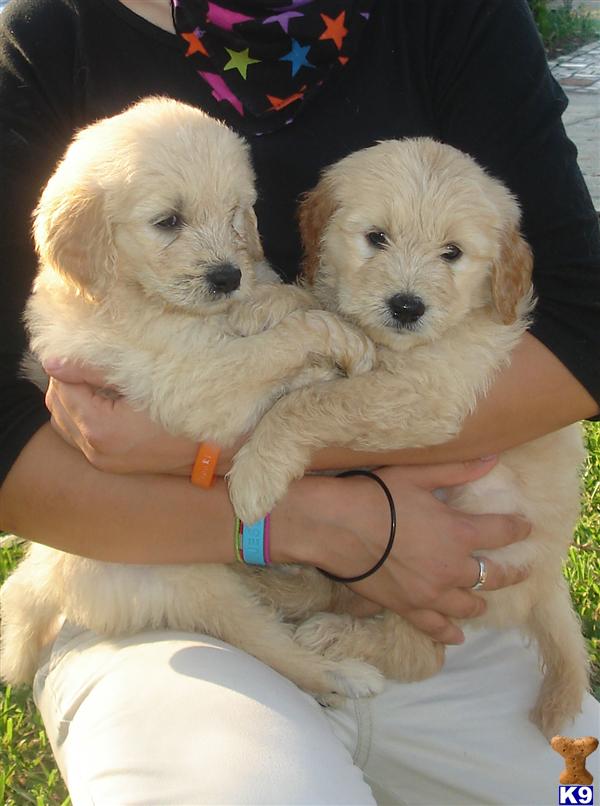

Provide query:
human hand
left=43, top=359, right=197, bottom=475
left=304, top=458, right=531, bottom=644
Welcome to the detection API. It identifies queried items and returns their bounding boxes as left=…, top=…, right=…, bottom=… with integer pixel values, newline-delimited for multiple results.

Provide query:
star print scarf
left=171, top=0, right=375, bottom=134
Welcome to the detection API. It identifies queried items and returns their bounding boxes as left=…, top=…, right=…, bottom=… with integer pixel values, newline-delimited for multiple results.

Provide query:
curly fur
left=227, top=139, right=590, bottom=738
left=0, top=97, right=383, bottom=701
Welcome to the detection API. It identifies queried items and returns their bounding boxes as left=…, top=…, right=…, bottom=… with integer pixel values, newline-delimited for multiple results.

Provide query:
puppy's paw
left=381, top=620, right=445, bottom=683
left=393, top=641, right=445, bottom=683
left=227, top=301, right=273, bottom=337
left=276, top=284, right=317, bottom=312
left=228, top=444, right=289, bottom=523
left=324, top=657, right=384, bottom=699
left=303, top=311, right=375, bottom=377
left=335, top=328, right=376, bottom=377
left=296, top=613, right=387, bottom=698
left=230, top=286, right=316, bottom=336
left=295, top=612, right=354, bottom=656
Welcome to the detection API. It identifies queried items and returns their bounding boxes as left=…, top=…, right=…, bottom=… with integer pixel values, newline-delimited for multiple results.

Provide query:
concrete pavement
left=549, top=39, right=600, bottom=210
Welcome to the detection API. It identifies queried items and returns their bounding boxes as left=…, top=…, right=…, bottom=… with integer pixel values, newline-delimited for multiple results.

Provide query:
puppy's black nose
left=387, top=293, right=426, bottom=325
left=206, top=263, right=242, bottom=295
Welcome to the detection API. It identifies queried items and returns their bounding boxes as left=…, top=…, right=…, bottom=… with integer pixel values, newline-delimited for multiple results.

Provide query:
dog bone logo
left=551, top=735, right=599, bottom=785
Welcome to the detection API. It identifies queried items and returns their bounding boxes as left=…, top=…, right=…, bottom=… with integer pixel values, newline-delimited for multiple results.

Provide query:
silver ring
left=471, top=557, right=488, bottom=591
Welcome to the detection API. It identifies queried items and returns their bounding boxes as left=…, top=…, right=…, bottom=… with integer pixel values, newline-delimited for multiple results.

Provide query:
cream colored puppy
left=227, top=139, right=589, bottom=737
left=0, top=97, right=383, bottom=701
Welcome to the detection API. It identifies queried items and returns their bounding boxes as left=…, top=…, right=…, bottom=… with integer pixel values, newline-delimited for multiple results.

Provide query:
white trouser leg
left=33, top=623, right=375, bottom=806
left=326, top=627, right=600, bottom=806
left=35, top=624, right=600, bottom=806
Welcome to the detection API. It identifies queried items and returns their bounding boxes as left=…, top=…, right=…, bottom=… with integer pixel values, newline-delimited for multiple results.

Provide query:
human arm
left=0, top=423, right=528, bottom=644
left=312, top=332, right=599, bottom=470
left=46, top=327, right=597, bottom=476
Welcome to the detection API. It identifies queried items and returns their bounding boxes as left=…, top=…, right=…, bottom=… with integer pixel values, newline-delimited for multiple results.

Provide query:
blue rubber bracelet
left=241, top=518, right=266, bottom=565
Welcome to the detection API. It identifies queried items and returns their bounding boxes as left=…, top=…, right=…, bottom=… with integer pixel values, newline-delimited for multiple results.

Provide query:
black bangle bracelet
left=318, top=469, right=397, bottom=584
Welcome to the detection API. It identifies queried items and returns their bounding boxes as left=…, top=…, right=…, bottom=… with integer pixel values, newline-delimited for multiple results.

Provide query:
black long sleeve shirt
left=1, top=0, right=599, bottom=483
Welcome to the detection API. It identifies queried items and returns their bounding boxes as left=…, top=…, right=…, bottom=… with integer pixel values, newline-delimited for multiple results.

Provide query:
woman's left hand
left=43, top=359, right=198, bottom=475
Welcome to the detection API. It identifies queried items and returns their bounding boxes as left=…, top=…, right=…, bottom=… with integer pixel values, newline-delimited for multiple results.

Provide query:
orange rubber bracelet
left=191, top=442, right=221, bottom=488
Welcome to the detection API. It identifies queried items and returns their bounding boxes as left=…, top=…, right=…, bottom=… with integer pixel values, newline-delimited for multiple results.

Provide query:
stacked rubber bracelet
left=318, top=469, right=397, bottom=584
left=234, top=515, right=271, bottom=566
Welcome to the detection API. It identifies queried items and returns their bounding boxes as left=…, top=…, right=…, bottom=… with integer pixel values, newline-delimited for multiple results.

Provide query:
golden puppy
left=0, top=97, right=383, bottom=701
left=227, top=139, right=589, bottom=737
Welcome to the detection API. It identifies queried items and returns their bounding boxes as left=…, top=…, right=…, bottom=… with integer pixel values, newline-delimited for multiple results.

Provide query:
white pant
left=34, top=623, right=600, bottom=806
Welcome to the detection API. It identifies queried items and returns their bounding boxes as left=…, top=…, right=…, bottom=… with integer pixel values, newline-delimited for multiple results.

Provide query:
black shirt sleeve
left=0, top=0, right=87, bottom=483
left=423, top=0, right=600, bottom=409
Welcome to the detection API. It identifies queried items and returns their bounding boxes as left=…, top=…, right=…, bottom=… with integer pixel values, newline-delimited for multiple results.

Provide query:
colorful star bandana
left=171, top=0, right=375, bottom=134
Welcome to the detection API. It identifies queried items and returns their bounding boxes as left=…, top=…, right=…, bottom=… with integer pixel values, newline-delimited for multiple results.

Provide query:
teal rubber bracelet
left=241, top=518, right=267, bottom=565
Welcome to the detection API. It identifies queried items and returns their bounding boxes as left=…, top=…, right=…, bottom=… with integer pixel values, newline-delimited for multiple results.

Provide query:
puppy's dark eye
left=441, top=244, right=462, bottom=262
left=366, top=231, right=388, bottom=249
left=154, top=214, right=183, bottom=230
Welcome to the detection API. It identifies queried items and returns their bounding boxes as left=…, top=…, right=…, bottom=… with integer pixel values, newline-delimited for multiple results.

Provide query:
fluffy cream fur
left=227, top=139, right=589, bottom=737
left=0, top=98, right=383, bottom=701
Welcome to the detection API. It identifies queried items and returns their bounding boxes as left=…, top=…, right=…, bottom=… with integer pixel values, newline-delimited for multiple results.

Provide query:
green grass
left=1, top=681, right=70, bottom=806
left=0, top=424, right=599, bottom=801
left=0, top=544, right=71, bottom=806
left=529, top=0, right=600, bottom=57
left=565, top=421, right=600, bottom=697
left=1, top=538, right=71, bottom=804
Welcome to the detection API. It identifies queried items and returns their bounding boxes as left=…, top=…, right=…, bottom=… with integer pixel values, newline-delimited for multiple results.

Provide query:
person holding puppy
left=0, top=0, right=599, bottom=804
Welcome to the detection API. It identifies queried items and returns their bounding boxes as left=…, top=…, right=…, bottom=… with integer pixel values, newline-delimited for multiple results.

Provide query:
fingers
left=46, top=379, right=85, bottom=449
left=45, top=377, right=115, bottom=461
left=457, top=511, right=531, bottom=551
left=49, top=404, right=79, bottom=450
left=401, top=589, right=486, bottom=644
left=333, top=462, right=533, bottom=648
left=45, top=376, right=197, bottom=475
left=458, top=555, right=529, bottom=592
left=43, top=357, right=110, bottom=389
left=403, top=610, right=465, bottom=645
left=394, top=456, right=499, bottom=491
left=433, top=589, right=487, bottom=619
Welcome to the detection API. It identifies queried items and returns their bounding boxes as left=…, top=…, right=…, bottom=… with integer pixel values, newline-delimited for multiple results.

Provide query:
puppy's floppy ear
left=240, top=207, right=264, bottom=264
left=298, top=177, right=338, bottom=285
left=490, top=226, right=533, bottom=324
left=33, top=170, right=117, bottom=297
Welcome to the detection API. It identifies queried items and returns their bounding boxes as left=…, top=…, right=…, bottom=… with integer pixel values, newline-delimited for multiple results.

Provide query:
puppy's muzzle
left=387, top=293, right=426, bottom=327
left=206, top=263, right=242, bottom=296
